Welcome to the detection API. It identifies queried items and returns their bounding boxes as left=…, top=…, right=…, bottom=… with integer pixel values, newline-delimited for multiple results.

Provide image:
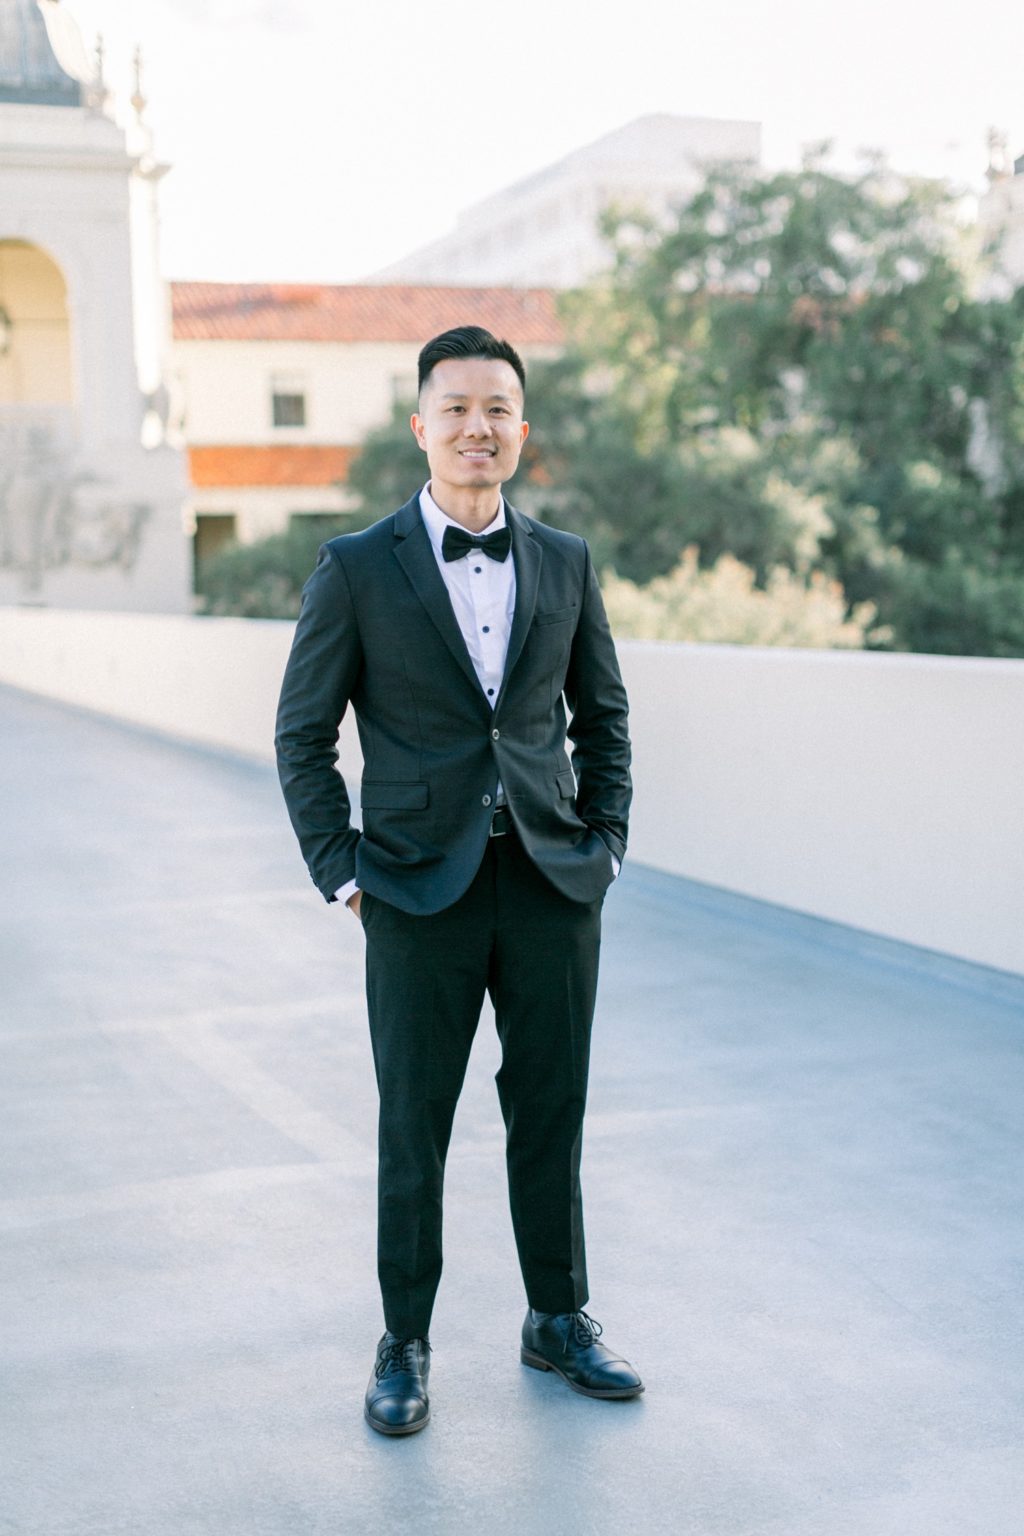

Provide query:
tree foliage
left=547, top=152, right=1024, bottom=654
left=345, top=396, right=426, bottom=516
left=196, top=518, right=349, bottom=619
left=602, top=547, right=881, bottom=648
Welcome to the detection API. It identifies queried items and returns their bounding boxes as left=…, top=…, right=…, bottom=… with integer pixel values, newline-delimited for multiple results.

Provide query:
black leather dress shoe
left=364, top=1332, right=431, bottom=1435
left=521, top=1309, right=644, bottom=1399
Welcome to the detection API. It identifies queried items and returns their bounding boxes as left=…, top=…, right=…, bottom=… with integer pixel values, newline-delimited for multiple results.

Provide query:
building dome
left=0, top=0, right=88, bottom=107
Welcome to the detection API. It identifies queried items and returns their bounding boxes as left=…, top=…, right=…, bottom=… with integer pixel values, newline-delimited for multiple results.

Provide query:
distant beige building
left=170, top=282, right=563, bottom=571
left=371, top=114, right=761, bottom=289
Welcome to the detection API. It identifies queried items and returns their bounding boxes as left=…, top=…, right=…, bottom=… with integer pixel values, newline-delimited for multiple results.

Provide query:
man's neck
left=427, top=481, right=503, bottom=533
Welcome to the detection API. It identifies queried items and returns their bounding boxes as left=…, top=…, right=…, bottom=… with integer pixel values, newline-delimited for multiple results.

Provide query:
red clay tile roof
left=171, top=283, right=563, bottom=344
left=189, top=445, right=356, bottom=488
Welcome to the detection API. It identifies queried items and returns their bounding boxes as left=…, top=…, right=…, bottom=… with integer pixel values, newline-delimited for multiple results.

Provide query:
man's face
left=411, top=356, right=529, bottom=502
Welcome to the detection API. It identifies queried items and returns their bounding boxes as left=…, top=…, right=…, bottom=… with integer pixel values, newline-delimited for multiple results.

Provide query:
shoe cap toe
left=367, top=1392, right=428, bottom=1429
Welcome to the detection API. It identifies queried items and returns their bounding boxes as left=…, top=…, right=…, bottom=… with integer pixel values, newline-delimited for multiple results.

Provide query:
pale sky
left=63, top=0, right=1024, bottom=283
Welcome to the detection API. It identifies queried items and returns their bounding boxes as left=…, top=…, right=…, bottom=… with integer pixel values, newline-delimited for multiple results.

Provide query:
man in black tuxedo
left=275, top=326, right=641, bottom=1435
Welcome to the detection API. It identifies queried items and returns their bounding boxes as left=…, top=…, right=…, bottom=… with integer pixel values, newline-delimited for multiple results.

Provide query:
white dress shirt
left=336, top=483, right=616, bottom=906
left=417, top=482, right=517, bottom=709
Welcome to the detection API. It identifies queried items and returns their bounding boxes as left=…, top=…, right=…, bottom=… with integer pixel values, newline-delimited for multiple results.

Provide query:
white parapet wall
left=1, top=608, right=1022, bottom=976
left=616, top=643, right=1024, bottom=978
left=0, top=608, right=332, bottom=763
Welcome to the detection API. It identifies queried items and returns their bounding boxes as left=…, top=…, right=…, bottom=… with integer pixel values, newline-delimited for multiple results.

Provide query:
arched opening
left=0, top=239, right=79, bottom=590
left=0, top=238, right=74, bottom=427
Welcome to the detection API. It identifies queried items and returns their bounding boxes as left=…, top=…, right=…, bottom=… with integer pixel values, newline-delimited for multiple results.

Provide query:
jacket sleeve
left=562, top=543, right=632, bottom=864
left=274, top=544, right=363, bottom=901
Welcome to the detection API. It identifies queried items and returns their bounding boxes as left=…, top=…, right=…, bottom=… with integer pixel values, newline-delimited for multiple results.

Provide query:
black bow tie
left=441, top=525, right=512, bottom=564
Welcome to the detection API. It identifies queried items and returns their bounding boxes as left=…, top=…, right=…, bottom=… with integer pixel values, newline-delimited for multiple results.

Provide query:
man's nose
left=461, top=409, right=492, bottom=436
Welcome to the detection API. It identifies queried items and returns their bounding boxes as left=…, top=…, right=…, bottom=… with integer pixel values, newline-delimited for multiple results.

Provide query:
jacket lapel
left=495, top=503, right=541, bottom=711
left=391, top=495, right=488, bottom=706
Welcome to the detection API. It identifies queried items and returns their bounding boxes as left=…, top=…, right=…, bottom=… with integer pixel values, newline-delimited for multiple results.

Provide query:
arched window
left=0, top=238, right=74, bottom=417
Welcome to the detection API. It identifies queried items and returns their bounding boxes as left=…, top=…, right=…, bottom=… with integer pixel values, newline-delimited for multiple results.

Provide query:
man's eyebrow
left=438, top=392, right=516, bottom=402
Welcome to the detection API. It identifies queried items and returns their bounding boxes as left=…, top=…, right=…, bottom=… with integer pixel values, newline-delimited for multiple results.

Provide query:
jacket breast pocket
left=534, top=605, right=577, bottom=627
left=360, top=782, right=429, bottom=810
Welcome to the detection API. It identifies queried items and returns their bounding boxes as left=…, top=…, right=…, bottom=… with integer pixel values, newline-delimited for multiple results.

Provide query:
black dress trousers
left=361, top=824, right=604, bottom=1339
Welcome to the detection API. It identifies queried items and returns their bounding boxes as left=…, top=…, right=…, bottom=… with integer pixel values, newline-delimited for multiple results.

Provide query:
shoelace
left=563, top=1311, right=603, bottom=1354
left=375, top=1337, right=429, bottom=1380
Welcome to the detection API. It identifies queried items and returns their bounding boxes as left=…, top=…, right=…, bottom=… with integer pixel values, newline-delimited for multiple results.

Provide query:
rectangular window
left=271, top=372, right=307, bottom=429
left=272, top=391, right=306, bottom=428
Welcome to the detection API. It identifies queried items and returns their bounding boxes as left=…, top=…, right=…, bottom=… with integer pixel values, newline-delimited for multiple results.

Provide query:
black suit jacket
left=275, top=494, right=631, bottom=915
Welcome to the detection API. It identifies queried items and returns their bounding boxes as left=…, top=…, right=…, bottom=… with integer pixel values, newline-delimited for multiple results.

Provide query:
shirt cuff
left=611, top=855, right=621, bottom=879
left=334, top=879, right=360, bottom=907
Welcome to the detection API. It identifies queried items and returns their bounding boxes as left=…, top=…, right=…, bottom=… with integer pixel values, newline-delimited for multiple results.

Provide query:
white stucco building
left=170, top=282, right=563, bottom=566
left=0, top=0, right=189, bottom=611
left=371, top=114, right=762, bottom=289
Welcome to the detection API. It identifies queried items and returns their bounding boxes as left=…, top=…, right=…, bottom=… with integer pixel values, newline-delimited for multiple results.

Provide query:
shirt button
left=482, top=794, right=492, bottom=807
left=491, top=728, right=500, bottom=740
left=474, top=566, right=482, bottom=573
left=487, top=688, right=494, bottom=696
left=482, top=625, right=490, bottom=633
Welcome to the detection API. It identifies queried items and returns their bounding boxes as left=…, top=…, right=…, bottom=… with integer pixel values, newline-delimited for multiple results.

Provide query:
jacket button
left=491, top=728, right=500, bottom=741
left=482, top=794, right=492, bottom=807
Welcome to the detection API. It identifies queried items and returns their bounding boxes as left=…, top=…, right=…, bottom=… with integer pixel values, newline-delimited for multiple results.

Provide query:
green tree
left=196, top=517, right=353, bottom=619
left=344, top=396, right=427, bottom=518
left=565, top=152, right=1024, bottom=653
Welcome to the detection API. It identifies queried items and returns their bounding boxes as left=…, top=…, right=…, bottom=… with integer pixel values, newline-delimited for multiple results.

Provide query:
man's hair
left=417, top=325, right=526, bottom=399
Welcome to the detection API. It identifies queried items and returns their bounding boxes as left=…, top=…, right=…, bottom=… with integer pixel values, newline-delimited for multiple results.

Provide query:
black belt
left=489, top=805, right=511, bottom=837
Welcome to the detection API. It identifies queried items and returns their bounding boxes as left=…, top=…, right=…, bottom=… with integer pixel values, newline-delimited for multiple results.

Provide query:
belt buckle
left=489, top=805, right=509, bottom=838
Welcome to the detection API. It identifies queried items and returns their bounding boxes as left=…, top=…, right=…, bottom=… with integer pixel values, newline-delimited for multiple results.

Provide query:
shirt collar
left=418, top=482, right=507, bottom=562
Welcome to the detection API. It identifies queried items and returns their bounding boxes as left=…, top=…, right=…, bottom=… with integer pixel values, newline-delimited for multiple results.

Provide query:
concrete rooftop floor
left=2, top=683, right=1023, bottom=1536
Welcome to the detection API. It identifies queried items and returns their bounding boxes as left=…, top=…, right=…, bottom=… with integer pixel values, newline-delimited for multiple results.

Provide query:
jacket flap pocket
left=556, top=770, right=577, bottom=799
left=534, top=605, right=577, bottom=626
left=360, top=781, right=429, bottom=810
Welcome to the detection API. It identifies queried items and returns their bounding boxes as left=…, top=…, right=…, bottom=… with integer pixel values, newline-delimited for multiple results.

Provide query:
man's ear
left=410, top=413, right=428, bottom=451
